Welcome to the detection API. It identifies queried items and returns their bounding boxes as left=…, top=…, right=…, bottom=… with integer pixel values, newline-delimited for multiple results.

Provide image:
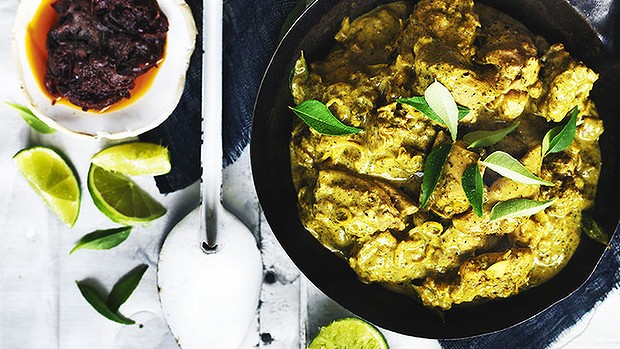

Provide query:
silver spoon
left=157, top=1, right=262, bottom=347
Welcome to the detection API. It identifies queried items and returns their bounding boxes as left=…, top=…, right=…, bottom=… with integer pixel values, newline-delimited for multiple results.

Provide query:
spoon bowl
left=157, top=205, right=262, bottom=348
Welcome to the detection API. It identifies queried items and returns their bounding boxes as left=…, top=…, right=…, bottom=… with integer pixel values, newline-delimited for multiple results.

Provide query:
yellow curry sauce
left=289, top=0, right=603, bottom=309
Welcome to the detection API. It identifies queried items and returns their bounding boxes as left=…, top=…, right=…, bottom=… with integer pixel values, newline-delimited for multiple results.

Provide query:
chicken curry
left=289, top=0, right=603, bottom=309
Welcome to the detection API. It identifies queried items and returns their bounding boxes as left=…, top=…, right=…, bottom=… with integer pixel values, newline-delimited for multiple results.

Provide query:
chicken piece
left=472, top=4, right=543, bottom=120
left=372, top=104, right=438, bottom=153
left=361, top=103, right=436, bottom=180
left=576, top=116, right=604, bottom=142
left=321, top=79, right=379, bottom=127
left=538, top=145, right=591, bottom=216
left=300, top=170, right=418, bottom=251
left=534, top=44, right=598, bottom=122
left=475, top=4, right=540, bottom=92
left=290, top=102, right=438, bottom=182
left=414, top=248, right=534, bottom=309
left=349, top=225, right=493, bottom=284
left=487, top=145, right=542, bottom=204
left=493, top=89, right=530, bottom=121
left=512, top=211, right=580, bottom=285
left=413, top=36, right=496, bottom=119
left=398, top=0, right=479, bottom=58
left=426, top=141, right=479, bottom=218
left=334, top=2, right=411, bottom=65
left=309, top=2, right=410, bottom=83
left=371, top=54, right=416, bottom=102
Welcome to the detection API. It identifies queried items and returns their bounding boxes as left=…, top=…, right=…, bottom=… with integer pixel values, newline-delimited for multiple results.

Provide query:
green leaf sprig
left=76, top=282, right=135, bottom=324
left=397, top=81, right=469, bottom=208
left=397, top=81, right=469, bottom=141
left=463, top=106, right=578, bottom=220
left=463, top=121, right=520, bottom=149
left=489, top=198, right=556, bottom=221
left=70, top=227, right=132, bottom=254
left=462, top=163, right=484, bottom=217
left=542, top=106, right=578, bottom=157
left=76, top=264, right=148, bottom=325
left=106, top=264, right=149, bottom=313
left=481, top=151, right=554, bottom=186
left=420, top=143, right=452, bottom=208
left=424, top=81, right=459, bottom=141
left=279, top=0, right=307, bottom=40
left=581, top=213, right=610, bottom=246
left=398, top=96, right=470, bottom=124
left=4, top=102, right=56, bottom=134
left=465, top=151, right=554, bottom=220
left=290, top=100, right=362, bottom=135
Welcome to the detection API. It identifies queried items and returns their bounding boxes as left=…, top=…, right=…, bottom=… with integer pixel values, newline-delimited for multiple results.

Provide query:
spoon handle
left=201, top=0, right=224, bottom=251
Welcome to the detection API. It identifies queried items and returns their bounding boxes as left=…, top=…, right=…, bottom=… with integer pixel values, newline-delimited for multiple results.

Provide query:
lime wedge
left=308, top=318, right=389, bottom=349
left=88, top=164, right=166, bottom=225
left=91, top=142, right=171, bottom=176
left=13, top=147, right=80, bottom=227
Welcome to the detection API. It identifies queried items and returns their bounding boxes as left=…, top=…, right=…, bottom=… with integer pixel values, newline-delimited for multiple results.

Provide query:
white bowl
left=12, top=0, right=197, bottom=139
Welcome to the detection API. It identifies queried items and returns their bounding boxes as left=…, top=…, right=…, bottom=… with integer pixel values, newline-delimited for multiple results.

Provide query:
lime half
left=88, top=164, right=166, bottom=225
left=308, top=318, right=389, bottom=349
left=13, top=147, right=80, bottom=227
left=91, top=142, right=171, bottom=176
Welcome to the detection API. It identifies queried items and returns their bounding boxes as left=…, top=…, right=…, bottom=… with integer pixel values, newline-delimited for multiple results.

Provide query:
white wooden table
left=0, top=0, right=619, bottom=347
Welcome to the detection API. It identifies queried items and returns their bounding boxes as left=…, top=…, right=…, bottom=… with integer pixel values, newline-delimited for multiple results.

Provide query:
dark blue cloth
left=223, top=0, right=300, bottom=166
left=142, top=0, right=620, bottom=346
left=139, top=0, right=203, bottom=193
left=140, top=0, right=299, bottom=193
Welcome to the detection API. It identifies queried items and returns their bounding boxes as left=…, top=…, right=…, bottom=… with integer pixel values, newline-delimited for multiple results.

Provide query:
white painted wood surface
left=0, top=0, right=619, bottom=347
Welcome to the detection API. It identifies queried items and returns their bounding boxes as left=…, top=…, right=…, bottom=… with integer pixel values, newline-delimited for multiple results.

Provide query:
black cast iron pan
left=251, top=0, right=620, bottom=339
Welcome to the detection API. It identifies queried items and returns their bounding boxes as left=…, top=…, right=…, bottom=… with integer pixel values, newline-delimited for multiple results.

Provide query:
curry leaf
left=463, top=121, right=520, bottom=149
left=290, top=100, right=362, bottom=135
left=457, top=106, right=470, bottom=121
left=398, top=98, right=469, bottom=124
left=290, top=51, right=308, bottom=99
left=481, top=151, right=554, bottom=186
left=70, top=227, right=132, bottom=254
left=107, top=264, right=148, bottom=313
left=424, top=81, right=459, bottom=141
left=279, top=0, right=307, bottom=40
left=581, top=213, right=610, bottom=246
left=397, top=96, right=443, bottom=124
left=542, top=106, right=578, bottom=157
left=76, top=281, right=135, bottom=325
left=490, top=198, right=556, bottom=221
left=421, top=143, right=452, bottom=208
left=462, top=163, right=484, bottom=217
left=4, top=102, right=56, bottom=134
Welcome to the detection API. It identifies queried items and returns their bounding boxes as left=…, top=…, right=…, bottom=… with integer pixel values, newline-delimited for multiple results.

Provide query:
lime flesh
left=13, top=147, right=80, bottom=227
left=88, top=164, right=166, bottom=225
left=91, top=142, right=171, bottom=176
left=308, top=318, right=389, bottom=349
